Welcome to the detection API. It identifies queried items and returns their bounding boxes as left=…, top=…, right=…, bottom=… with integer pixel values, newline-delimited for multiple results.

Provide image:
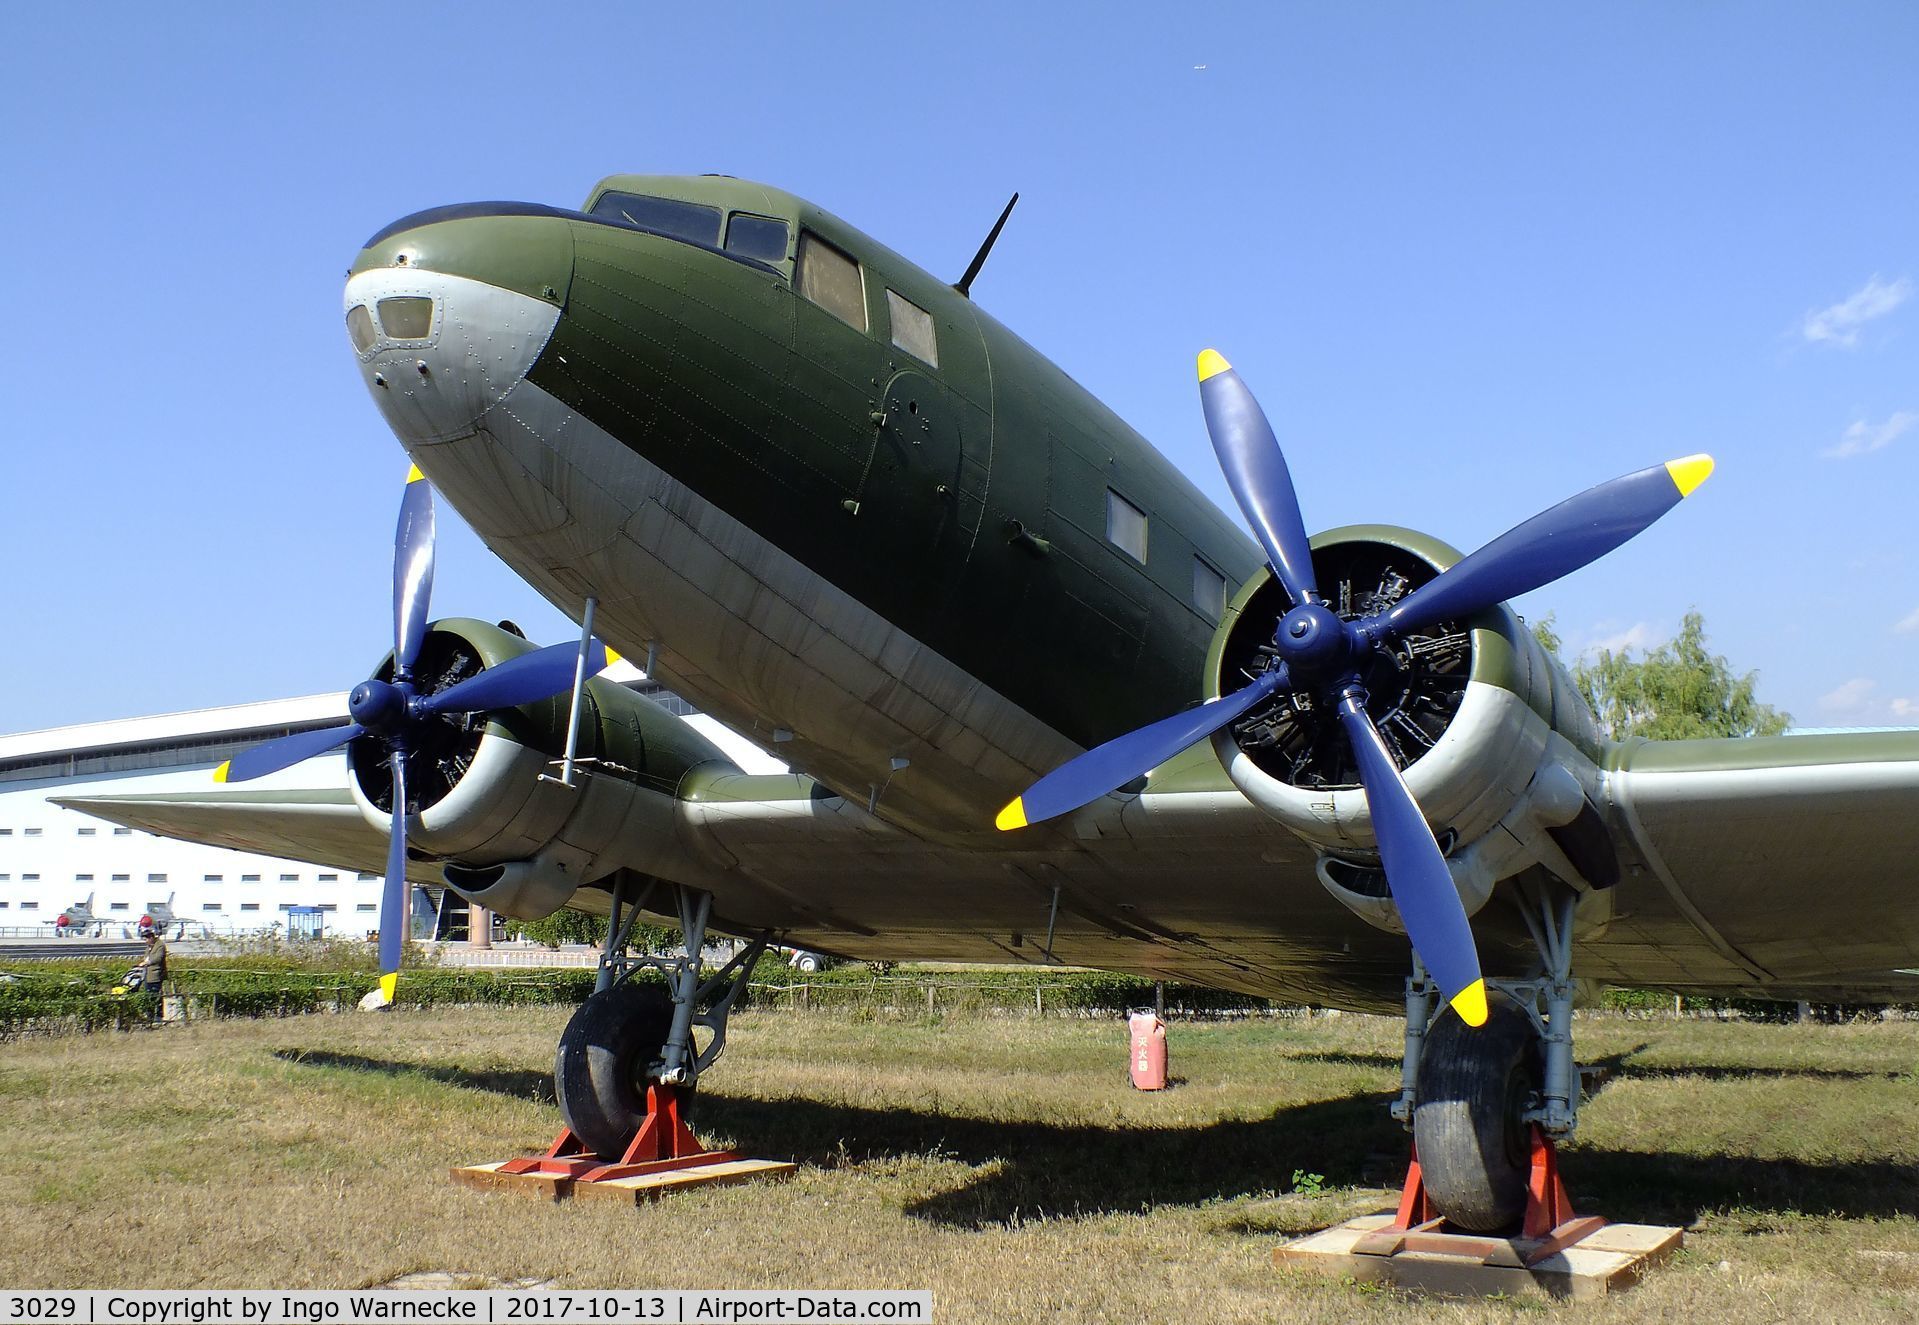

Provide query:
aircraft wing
left=1604, top=730, right=1919, bottom=992
left=50, top=787, right=443, bottom=887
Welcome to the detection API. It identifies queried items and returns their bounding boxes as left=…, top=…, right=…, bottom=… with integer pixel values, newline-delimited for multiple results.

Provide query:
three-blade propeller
left=214, top=465, right=609, bottom=1006
left=997, top=350, right=1713, bottom=1028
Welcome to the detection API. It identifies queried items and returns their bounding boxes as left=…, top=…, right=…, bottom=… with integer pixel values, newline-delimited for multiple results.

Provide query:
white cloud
left=1587, top=622, right=1656, bottom=655
left=1818, top=677, right=1879, bottom=717
left=1822, top=410, right=1917, bottom=460
left=1802, top=275, right=1912, bottom=347
left=1895, top=606, right=1919, bottom=635
left=1817, top=678, right=1919, bottom=726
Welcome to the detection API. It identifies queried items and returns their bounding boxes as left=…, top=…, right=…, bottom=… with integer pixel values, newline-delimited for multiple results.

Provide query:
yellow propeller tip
left=379, top=972, right=399, bottom=1003
left=405, top=463, right=425, bottom=484
left=1449, top=979, right=1489, bottom=1028
left=1196, top=348, right=1232, bottom=382
left=1665, top=454, right=1714, bottom=498
left=995, top=798, right=1028, bottom=832
left=604, top=647, right=622, bottom=667
left=212, top=760, right=231, bottom=784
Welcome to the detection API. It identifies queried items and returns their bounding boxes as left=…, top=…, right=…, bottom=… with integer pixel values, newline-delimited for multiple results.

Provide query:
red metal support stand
left=1385, top=1127, right=1605, bottom=1264
left=496, top=1084, right=740, bottom=1184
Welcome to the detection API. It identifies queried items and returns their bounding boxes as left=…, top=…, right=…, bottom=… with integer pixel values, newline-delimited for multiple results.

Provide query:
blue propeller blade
left=215, top=722, right=364, bottom=784
left=1375, top=456, right=1714, bottom=641
left=1335, top=694, right=1486, bottom=1026
left=418, top=639, right=609, bottom=717
left=376, top=751, right=409, bottom=1002
left=998, top=667, right=1289, bottom=830
left=1198, top=351, right=1319, bottom=609
left=393, top=467, right=436, bottom=676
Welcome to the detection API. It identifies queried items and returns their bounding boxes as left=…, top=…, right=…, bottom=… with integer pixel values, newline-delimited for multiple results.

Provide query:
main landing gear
left=1392, top=879, right=1584, bottom=1233
left=501, top=877, right=767, bottom=1182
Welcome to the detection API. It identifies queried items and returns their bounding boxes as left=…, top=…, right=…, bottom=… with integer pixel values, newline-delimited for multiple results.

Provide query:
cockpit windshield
left=589, top=191, right=722, bottom=247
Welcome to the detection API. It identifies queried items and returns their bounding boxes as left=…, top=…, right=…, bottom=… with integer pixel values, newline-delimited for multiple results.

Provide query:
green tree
left=1533, top=611, right=1790, bottom=741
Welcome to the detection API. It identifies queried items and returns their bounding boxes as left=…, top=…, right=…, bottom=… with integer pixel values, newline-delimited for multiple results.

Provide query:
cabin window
left=726, top=213, right=790, bottom=263
left=346, top=304, right=376, bottom=354
left=1106, top=490, right=1148, bottom=564
left=241, top=903, right=260, bottom=912
left=1193, top=558, right=1227, bottom=619
left=110, top=903, right=129, bottom=912
left=377, top=297, right=433, bottom=340
left=796, top=232, right=866, bottom=331
left=886, top=290, right=939, bottom=368
left=203, top=904, right=222, bottom=913
left=590, top=191, right=722, bottom=247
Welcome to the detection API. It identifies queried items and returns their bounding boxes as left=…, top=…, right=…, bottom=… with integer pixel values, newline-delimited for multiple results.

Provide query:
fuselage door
left=859, top=369, right=982, bottom=572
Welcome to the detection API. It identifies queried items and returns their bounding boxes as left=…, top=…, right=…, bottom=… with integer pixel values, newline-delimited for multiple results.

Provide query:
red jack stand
left=1387, top=1126, right=1604, bottom=1256
left=1278, top=1127, right=1683, bottom=1297
left=498, top=1084, right=740, bottom=1182
left=456, top=1084, right=794, bottom=1204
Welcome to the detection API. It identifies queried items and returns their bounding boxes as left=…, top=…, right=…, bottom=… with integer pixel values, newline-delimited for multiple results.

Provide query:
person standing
left=136, top=916, right=169, bottom=994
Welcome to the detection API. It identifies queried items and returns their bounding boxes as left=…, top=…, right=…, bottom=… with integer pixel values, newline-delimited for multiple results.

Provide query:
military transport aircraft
left=59, top=175, right=1919, bottom=1233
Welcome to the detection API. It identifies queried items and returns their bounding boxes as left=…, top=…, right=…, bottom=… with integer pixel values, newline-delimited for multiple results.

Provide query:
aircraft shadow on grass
left=272, top=1049, right=1919, bottom=1230
left=1283, top=1047, right=1904, bottom=1084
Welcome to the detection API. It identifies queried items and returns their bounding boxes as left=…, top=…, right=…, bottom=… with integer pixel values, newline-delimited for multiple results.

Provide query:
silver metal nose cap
left=344, top=267, right=560, bottom=445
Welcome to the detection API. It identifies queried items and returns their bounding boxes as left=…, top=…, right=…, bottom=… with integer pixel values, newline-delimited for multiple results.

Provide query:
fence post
left=926, top=982, right=935, bottom=1015
left=1035, top=984, right=1044, bottom=1017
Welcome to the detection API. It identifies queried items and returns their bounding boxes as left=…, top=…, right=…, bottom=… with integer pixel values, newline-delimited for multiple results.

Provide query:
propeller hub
left=348, top=678, right=410, bottom=734
left=1272, top=602, right=1350, bottom=675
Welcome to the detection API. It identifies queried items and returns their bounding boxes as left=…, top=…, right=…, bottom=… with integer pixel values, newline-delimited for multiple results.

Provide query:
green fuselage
left=352, top=176, right=1262, bottom=759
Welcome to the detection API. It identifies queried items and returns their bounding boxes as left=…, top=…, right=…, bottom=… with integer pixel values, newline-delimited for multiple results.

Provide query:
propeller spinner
left=997, top=351, right=1714, bottom=1028
left=214, top=466, right=608, bottom=1006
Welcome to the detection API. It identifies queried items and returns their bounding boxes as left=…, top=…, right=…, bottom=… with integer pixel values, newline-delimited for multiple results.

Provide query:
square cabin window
left=796, top=232, right=866, bottom=331
left=1193, top=558, right=1227, bottom=619
left=885, top=290, right=938, bottom=368
left=1106, top=490, right=1148, bottom=564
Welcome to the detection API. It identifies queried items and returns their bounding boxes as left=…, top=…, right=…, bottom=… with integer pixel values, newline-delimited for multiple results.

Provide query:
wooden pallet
left=1278, top=1212, right=1683, bottom=1300
left=452, top=1157, right=795, bottom=1204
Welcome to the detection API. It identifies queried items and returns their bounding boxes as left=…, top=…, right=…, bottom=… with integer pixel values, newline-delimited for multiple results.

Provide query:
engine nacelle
left=1204, top=526, right=1612, bottom=930
left=346, top=618, right=731, bottom=919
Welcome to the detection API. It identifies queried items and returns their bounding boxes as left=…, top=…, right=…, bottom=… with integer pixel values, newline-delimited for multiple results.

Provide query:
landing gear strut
left=1393, top=879, right=1583, bottom=1232
left=550, top=875, right=767, bottom=1160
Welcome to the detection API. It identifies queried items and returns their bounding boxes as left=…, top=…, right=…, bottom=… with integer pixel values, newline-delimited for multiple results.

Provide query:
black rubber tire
left=1411, top=992, right=1541, bottom=1233
left=554, top=982, right=677, bottom=1159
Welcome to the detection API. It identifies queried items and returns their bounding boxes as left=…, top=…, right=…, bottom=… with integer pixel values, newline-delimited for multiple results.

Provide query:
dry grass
left=2, top=1007, right=1918, bottom=1321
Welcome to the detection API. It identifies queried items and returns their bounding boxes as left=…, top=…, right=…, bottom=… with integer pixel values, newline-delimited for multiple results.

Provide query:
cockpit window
left=590, top=191, right=722, bottom=247
left=377, top=297, right=433, bottom=340
left=725, top=214, right=789, bottom=263
left=885, top=290, right=938, bottom=368
left=346, top=305, right=376, bottom=354
left=796, top=231, right=866, bottom=331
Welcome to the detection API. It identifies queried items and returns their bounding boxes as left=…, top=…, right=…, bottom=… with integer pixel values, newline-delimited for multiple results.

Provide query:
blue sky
left=3, top=3, right=1914, bottom=733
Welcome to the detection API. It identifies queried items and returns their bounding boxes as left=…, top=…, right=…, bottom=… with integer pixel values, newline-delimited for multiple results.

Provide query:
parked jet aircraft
left=61, top=175, right=1919, bottom=1232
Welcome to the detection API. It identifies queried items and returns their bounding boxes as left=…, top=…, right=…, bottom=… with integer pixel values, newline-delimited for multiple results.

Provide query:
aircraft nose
left=343, top=204, right=574, bottom=445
